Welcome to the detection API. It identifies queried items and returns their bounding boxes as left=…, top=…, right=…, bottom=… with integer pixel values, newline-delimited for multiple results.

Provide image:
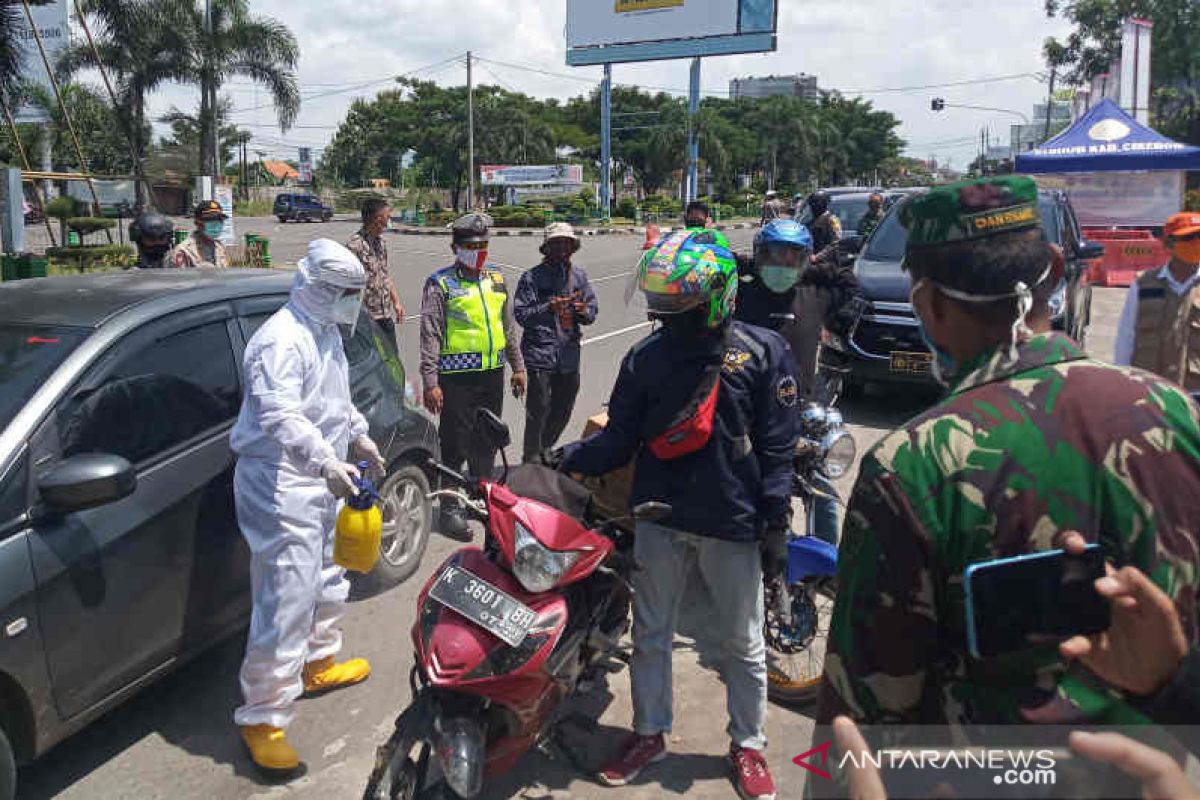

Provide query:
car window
left=1038, top=196, right=1063, bottom=244
left=0, top=454, right=27, bottom=528
left=59, top=321, right=240, bottom=465
left=0, top=326, right=87, bottom=430
left=240, top=311, right=276, bottom=342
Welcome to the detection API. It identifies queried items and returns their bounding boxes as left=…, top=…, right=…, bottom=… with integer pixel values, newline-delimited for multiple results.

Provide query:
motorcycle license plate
left=890, top=350, right=932, bottom=375
left=429, top=565, right=537, bottom=647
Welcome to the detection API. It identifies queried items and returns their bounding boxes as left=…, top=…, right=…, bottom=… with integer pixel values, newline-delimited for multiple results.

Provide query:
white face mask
left=331, top=291, right=363, bottom=331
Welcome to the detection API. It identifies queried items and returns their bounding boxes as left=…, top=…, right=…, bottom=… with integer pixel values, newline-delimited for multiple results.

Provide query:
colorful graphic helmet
left=636, top=228, right=738, bottom=328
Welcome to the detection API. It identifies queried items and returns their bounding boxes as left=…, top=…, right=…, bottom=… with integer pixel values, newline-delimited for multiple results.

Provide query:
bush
left=47, top=244, right=135, bottom=272
left=67, top=217, right=117, bottom=238
left=615, top=198, right=638, bottom=219
left=45, top=196, right=78, bottom=221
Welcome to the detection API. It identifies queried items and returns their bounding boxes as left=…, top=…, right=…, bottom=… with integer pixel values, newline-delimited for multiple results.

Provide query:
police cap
left=451, top=212, right=492, bottom=244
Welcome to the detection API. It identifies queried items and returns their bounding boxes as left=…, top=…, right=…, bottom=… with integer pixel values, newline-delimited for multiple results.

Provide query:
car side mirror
left=1077, top=240, right=1105, bottom=261
left=633, top=501, right=672, bottom=522
left=37, top=454, right=136, bottom=516
left=475, top=408, right=512, bottom=450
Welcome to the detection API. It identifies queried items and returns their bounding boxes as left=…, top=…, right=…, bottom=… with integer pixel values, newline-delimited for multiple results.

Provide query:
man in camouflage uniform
left=346, top=198, right=404, bottom=345
left=856, top=193, right=885, bottom=239
left=817, top=177, right=1200, bottom=741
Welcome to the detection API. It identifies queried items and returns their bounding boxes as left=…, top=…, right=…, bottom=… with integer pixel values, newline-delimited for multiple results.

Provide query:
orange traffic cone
left=642, top=223, right=661, bottom=251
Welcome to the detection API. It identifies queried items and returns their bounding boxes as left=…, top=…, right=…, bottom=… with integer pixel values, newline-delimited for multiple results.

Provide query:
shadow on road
left=841, top=381, right=943, bottom=430
left=16, top=632, right=291, bottom=798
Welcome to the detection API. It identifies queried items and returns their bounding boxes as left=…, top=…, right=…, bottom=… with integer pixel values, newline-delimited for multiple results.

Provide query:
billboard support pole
left=467, top=51, right=475, bottom=211
left=687, top=57, right=700, bottom=203
left=601, top=63, right=612, bottom=221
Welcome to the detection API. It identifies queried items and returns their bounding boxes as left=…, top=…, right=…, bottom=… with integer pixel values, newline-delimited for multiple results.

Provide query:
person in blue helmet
left=734, top=219, right=864, bottom=545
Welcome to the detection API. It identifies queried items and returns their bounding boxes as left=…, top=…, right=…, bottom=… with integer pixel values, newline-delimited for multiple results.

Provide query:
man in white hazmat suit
left=230, top=238, right=387, bottom=773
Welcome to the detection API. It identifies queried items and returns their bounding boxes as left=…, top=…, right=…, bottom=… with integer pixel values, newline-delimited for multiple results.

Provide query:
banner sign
left=1036, top=172, right=1183, bottom=228
left=214, top=184, right=236, bottom=246
left=298, top=147, right=313, bottom=184
left=480, top=164, right=583, bottom=186
left=13, top=0, right=70, bottom=124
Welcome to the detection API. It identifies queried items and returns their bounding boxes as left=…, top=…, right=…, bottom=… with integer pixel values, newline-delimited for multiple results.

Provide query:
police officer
left=419, top=213, right=526, bottom=538
left=815, top=178, right=1200, bottom=785
left=172, top=200, right=230, bottom=268
left=564, top=229, right=797, bottom=800
left=734, top=219, right=863, bottom=545
left=129, top=210, right=175, bottom=269
left=804, top=190, right=841, bottom=265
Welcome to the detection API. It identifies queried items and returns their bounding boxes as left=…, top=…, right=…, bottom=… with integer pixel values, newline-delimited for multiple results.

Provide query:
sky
left=143, top=0, right=1075, bottom=172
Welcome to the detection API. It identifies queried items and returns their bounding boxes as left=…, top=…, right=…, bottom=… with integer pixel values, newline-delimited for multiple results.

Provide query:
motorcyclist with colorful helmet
left=734, top=219, right=855, bottom=546
left=563, top=229, right=798, bottom=800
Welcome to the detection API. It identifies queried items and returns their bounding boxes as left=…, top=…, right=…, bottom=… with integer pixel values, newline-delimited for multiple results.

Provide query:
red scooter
left=364, top=411, right=665, bottom=799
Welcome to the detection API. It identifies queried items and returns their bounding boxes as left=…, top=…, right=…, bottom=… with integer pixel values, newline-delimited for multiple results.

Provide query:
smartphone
left=964, top=545, right=1110, bottom=659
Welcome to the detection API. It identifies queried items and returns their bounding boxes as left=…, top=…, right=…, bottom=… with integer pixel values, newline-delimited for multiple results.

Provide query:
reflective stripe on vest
left=1131, top=270, right=1200, bottom=391
left=437, top=267, right=508, bottom=373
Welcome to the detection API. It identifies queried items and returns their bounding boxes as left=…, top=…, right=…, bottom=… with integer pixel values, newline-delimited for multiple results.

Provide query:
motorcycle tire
left=363, top=727, right=428, bottom=800
left=765, top=580, right=837, bottom=707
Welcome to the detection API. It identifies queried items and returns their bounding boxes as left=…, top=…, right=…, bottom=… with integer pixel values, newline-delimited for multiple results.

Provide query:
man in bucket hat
left=514, top=222, right=598, bottom=461
left=813, top=177, right=1200, bottom=794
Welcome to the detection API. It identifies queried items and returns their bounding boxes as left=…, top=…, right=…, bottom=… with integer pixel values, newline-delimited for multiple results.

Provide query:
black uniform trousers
left=438, top=368, right=505, bottom=479
left=522, top=369, right=581, bottom=460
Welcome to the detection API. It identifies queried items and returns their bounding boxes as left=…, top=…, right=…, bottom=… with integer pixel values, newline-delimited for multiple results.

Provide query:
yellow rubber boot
left=239, top=724, right=300, bottom=772
left=302, top=655, right=371, bottom=696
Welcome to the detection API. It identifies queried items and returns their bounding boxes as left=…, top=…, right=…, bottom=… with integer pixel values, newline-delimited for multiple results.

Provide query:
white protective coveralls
left=230, top=239, right=369, bottom=728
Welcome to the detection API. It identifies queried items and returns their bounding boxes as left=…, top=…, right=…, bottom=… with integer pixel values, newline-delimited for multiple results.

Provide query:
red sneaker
left=729, top=745, right=776, bottom=800
left=597, top=733, right=667, bottom=787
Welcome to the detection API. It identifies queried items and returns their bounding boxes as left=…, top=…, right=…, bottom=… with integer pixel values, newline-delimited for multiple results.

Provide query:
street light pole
left=466, top=51, right=475, bottom=211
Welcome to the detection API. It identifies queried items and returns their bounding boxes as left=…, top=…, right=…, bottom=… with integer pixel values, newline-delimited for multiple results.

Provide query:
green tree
left=179, top=0, right=299, bottom=176
left=62, top=0, right=192, bottom=207
left=0, top=2, right=23, bottom=98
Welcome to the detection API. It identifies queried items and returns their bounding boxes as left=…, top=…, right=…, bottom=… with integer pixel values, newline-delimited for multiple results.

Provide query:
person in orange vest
left=1114, top=212, right=1200, bottom=390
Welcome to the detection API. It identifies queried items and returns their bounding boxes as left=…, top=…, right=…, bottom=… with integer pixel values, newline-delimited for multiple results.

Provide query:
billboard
left=13, top=0, right=70, bottom=124
left=566, top=0, right=776, bottom=65
left=298, top=147, right=313, bottom=184
left=480, top=164, right=584, bottom=186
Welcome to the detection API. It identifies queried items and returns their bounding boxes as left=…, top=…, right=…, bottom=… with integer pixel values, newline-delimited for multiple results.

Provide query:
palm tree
left=62, top=0, right=192, bottom=208
left=181, top=0, right=299, bottom=176
left=0, top=3, right=23, bottom=99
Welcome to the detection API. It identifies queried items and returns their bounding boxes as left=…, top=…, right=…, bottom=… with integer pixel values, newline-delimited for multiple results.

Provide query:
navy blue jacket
left=513, top=261, right=598, bottom=373
left=562, top=320, right=799, bottom=542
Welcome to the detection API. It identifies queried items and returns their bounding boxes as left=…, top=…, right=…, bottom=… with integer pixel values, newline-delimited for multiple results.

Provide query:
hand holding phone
left=964, top=545, right=1110, bottom=659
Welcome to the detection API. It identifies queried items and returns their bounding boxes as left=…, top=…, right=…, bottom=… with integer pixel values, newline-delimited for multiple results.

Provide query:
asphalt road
left=14, top=218, right=1131, bottom=800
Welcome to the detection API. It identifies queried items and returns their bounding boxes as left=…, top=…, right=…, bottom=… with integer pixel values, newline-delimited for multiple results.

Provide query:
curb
left=390, top=221, right=760, bottom=238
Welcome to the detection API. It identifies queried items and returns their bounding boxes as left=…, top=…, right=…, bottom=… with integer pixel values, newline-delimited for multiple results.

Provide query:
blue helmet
left=755, top=219, right=813, bottom=251
left=753, top=220, right=813, bottom=294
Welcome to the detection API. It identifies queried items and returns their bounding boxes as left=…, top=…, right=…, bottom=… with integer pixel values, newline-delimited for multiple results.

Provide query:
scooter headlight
left=820, top=430, right=857, bottom=479
left=512, top=522, right=581, bottom=593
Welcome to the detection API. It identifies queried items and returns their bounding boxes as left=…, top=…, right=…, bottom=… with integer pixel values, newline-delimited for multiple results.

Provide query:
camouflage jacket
left=818, top=333, right=1200, bottom=727
left=171, top=234, right=228, bottom=269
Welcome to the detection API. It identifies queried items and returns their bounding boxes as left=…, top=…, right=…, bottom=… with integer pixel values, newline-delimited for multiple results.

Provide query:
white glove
left=322, top=459, right=361, bottom=499
left=351, top=435, right=387, bottom=482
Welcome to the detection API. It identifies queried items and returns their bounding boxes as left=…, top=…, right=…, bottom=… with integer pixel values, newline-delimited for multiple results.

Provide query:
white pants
left=630, top=522, right=768, bottom=750
left=232, top=457, right=349, bottom=729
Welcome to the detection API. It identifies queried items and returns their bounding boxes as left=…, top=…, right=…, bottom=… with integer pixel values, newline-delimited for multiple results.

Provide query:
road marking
left=582, top=321, right=652, bottom=346
left=591, top=270, right=635, bottom=285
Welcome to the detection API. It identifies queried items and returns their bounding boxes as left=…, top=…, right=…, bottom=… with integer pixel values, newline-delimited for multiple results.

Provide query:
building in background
left=1009, top=102, right=1073, bottom=153
left=729, top=74, right=819, bottom=101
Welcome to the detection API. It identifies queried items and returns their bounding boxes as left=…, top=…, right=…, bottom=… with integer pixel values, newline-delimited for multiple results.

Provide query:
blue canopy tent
left=1016, top=98, right=1200, bottom=173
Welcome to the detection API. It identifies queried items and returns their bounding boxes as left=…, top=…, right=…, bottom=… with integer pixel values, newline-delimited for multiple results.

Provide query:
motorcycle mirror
left=475, top=408, right=512, bottom=450
left=633, top=501, right=672, bottom=521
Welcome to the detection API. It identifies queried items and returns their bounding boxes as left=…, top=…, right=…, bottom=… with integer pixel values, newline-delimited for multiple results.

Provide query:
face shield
left=292, top=239, right=367, bottom=330
left=755, top=242, right=810, bottom=293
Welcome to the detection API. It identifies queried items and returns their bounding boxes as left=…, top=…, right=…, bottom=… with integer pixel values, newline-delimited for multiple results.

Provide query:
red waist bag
left=646, top=360, right=722, bottom=461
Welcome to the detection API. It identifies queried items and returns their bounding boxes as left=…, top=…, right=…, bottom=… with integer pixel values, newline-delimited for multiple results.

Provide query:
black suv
left=274, top=193, right=333, bottom=223
left=0, top=270, right=437, bottom=796
left=833, top=189, right=1103, bottom=390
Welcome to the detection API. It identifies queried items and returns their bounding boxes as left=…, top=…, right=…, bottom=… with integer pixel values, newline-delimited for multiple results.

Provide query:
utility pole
left=466, top=51, right=475, bottom=210
left=600, top=64, right=612, bottom=219
left=203, top=0, right=217, bottom=179
left=686, top=57, right=700, bottom=202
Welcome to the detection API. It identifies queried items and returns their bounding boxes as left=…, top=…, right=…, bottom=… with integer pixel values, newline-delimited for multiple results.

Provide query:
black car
left=274, top=193, right=334, bottom=223
left=833, top=189, right=1103, bottom=390
left=0, top=270, right=438, bottom=796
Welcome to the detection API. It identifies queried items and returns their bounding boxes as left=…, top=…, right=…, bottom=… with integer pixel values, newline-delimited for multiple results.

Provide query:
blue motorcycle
left=764, top=400, right=853, bottom=705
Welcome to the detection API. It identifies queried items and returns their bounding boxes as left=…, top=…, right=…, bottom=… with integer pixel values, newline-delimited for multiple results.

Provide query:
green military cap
left=901, top=176, right=1040, bottom=249
left=451, top=212, right=493, bottom=244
